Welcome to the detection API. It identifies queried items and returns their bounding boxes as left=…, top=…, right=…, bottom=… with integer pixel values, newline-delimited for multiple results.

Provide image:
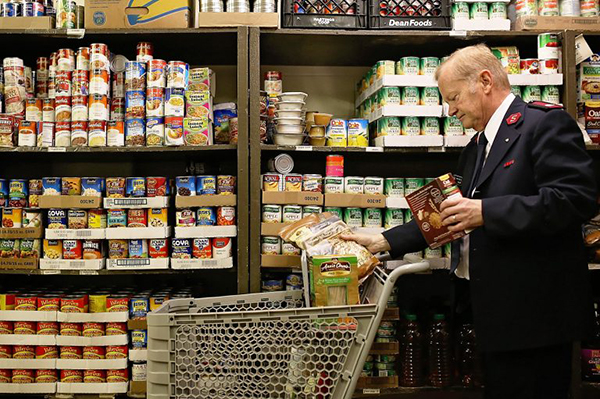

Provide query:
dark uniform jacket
left=382, top=97, right=598, bottom=352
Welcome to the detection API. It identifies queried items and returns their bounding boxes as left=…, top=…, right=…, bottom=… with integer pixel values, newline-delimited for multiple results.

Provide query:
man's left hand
left=440, top=196, right=484, bottom=232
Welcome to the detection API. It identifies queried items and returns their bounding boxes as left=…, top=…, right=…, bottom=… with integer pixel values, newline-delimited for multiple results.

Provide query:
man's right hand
left=340, top=233, right=392, bottom=254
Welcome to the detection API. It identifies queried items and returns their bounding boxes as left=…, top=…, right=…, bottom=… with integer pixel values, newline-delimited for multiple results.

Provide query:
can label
left=282, top=205, right=303, bottom=223
left=106, top=322, right=127, bottom=336
left=489, top=2, right=507, bottom=19
left=36, top=346, right=58, bottom=359
left=196, top=175, right=217, bottom=195
left=129, top=239, right=148, bottom=258
left=176, top=209, right=195, bottom=227
left=538, top=33, right=560, bottom=58
left=106, top=368, right=129, bottom=383
left=127, top=209, right=148, bottom=228
left=216, top=206, right=235, bottom=226
left=171, top=238, right=192, bottom=259
left=38, top=297, right=60, bottom=312
left=421, top=117, right=440, bottom=136
left=364, top=208, right=383, bottom=228
left=522, top=85, right=542, bottom=102
left=542, top=85, right=560, bottom=104
left=385, top=208, right=405, bottom=229
left=397, top=57, right=420, bottom=75
left=421, top=87, right=440, bottom=106
left=0, top=321, right=13, bottom=334
left=470, top=2, right=489, bottom=19
left=444, top=116, right=464, bottom=136
left=344, top=208, right=363, bottom=228
left=60, top=322, right=82, bottom=336
left=36, top=369, right=57, bottom=383
left=89, top=294, right=108, bottom=313
left=83, top=322, right=105, bottom=337
left=262, top=205, right=282, bottom=223
left=63, top=240, right=82, bottom=260
left=345, top=177, right=364, bottom=194
left=324, top=177, right=344, bottom=194
left=262, top=236, right=281, bottom=255
left=83, top=346, right=105, bottom=359
left=364, top=177, right=384, bottom=195
left=420, top=57, right=440, bottom=76
left=196, top=207, right=217, bottom=226
left=15, top=296, right=37, bottom=311
left=377, top=87, right=400, bottom=108
left=130, top=297, right=149, bottom=320
left=376, top=117, right=401, bottom=137
left=213, top=237, right=232, bottom=259
left=385, top=178, right=405, bottom=197
left=36, top=321, right=58, bottom=336
left=106, top=345, right=128, bottom=359
left=84, top=369, right=106, bottom=383
left=12, top=369, right=34, bottom=384
left=60, top=369, right=83, bottom=383
left=452, top=2, right=469, bottom=18
left=192, top=238, right=212, bottom=258
left=107, top=297, right=129, bottom=313
left=60, top=346, right=83, bottom=360
left=14, top=321, right=36, bottom=335
left=402, top=117, right=421, bottom=136
left=404, top=178, right=425, bottom=195
left=61, top=295, right=86, bottom=313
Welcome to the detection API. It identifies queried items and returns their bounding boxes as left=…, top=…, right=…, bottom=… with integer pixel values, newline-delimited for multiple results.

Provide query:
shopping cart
left=147, top=260, right=429, bottom=399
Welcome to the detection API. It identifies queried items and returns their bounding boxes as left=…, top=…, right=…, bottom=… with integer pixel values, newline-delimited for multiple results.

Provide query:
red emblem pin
left=506, top=112, right=522, bottom=125
left=503, top=160, right=515, bottom=168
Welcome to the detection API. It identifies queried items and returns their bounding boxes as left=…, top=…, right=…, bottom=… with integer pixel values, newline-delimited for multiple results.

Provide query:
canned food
left=192, top=238, right=212, bottom=258
left=262, top=279, right=284, bottom=292
left=302, top=174, right=323, bottom=193
left=55, top=71, right=72, bottom=98
left=83, top=240, right=103, bottom=260
left=216, top=207, right=235, bottom=226
left=421, top=87, right=440, bottom=106
left=538, top=33, right=560, bottom=59
left=540, top=58, right=558, bottom=74
left=345, top=176, right=364, bottom=194
left=470, top=2, right=489, bottom=19
left=148, top=208, right=168, bottom=227
left=2, top=208, right=22, bottom=228
left=262, top=204, right=282, bottom=223
left=385, top=208, right=405, bottom=229
left=402, top=117, right=421, bottom=136
left=324, top=176, right=344, bottom=194
left=36, top=346, right=58, bottom=359
left=106, top=322, right=127, bottom=336
left=302, top=206, right=322, bottom=215
left=176, top=209, right=195, bottom=227
left=60, top=346, right=82, bottom=360
left=43, top=239, right=62, bottom=259
left=130, top=297, right=150, bottom=320
left=421, top=117, right=441, bottom=136
left=282, top=243, right=301, bottom=256
left=106, top=177, right=126, bottom=198
left=538, top=0, right=559, bottom=16
left=125, top=61, right=147, bottom=91
left=146, top=117, right=164, bottom=146
left=376, top=117, right=401, bottom=137
left=62, top=177, right=81, bottom=196
left=106, top=297, right=129, bottom=313
left=60, top=322, right=82, bottom=337
left=396, top=57, right=420, bottom=75
left=165, top=88, right=185, bottom=117
left=12, top=369, right=34, bottom=384
left=263, top=174, right=283, bottom=192
left=148, top=59, right=167, bottom=88
left=282, top=205, right=303, bottom=222
left=324, top=207, right=343, bottom=219
left=404, top=178, right=425, bottom=195
left=38, top=296, right=60, bottom=312
left=364, top=208, right=383, bottom=228
left=167, top=61, right=189, bottom=89
left=14, top=321, right=36, bottom=334
left=194, top=175, right=215, bottom=195
left=213, top=237, right=232, bottom=259
left=60, top=370, right=83, bottom=383
left=489, top=2, right=507, bottom=18
left=129, top=239, right=148, bottom=258
left=285, top=174, right=303, bottom=192
left=26, top=99, right=42, bottom=121
left=20, top=239, right=41, bottom=259
left=522, top=85, right=542, bottom=102
left=128, top=209, right=148, bottom=228
left=68, top=209, right=88, bottom=229
left=107, top=209, right=127, bottom=228
left=542, top=85, right=560, bottom=104
left=0, top=321, right=13, bottom=334
left=35, top=370, right=57, bottom=384
left=420, top=57, right=440, bottom=76
left=84, top=369, right=106, bottom=383
left=61, top=295, right=87, bottom=313
left=344, top=208, right=363, bottom=228
left=385, top=178, right=404, bottom=197
left=197, top=207, right=217, bottom=226
left=452, top=2, right=469, bottom=18
left=175, top=176, right=195, bottom=197
left=106, top=368, right=129, bottom=383
left=364, top=177, right=384, bottom=195
left=262, top=236, right=281, bottom=255
left=217, top=175, right=236, bottom=195
left=15, top=295, right=37, bottom=311
left=0, top=239, right=20, bottom=258
left=126, top=177, right=146, bottom=197
left=171, top=238, right=192, bottom=259
left=444, top=116, right=464, bottom=136
left=63, top=240, right=82, bottom=260
left=132, top=362, right=147, bottom=381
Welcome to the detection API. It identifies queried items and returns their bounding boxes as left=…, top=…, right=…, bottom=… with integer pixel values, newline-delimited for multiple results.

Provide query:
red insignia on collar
left=506, top=112, right=522, bottom=125
left=504, top=160, right=515, bottom=168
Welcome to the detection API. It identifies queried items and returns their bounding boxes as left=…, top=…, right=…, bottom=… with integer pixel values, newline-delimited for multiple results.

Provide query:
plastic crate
left=369, top=0, right=451, bottom=30
left=282, top=0, right=368, bottom=29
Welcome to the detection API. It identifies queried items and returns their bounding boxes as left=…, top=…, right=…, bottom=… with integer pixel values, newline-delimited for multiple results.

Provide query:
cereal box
left=309, top=255, right=359, bottom=307
left=579, top=54, right=600, bottom=102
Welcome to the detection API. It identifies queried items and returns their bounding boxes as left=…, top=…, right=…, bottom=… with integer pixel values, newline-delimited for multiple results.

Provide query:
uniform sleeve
left=482, top=110, right=598, bottom=237
left=381, top=219, right=428, bottom=259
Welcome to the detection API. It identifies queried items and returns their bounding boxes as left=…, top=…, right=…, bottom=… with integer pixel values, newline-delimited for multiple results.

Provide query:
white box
left=40, top=259, right=105, bottom=270
left=0, top=359, right=56, bottom=369
left=45, top=228, right=106, bottom=240
left=171, top=257, right=234, bottom=270
left=129, top=349, right=148, bottom=362
left=508, top=73, right=563, bottom=86
left=57, top=311, right=128, bottom=323
left=0, top=383, right=56, bottom=394
left=174, top=226, right=237, bottom=238
left=106, top=258, right=170, bottom=270
left=105, top=227, right=171, bottom=239
left=444, top=135, right=472, bottom=147
left=103, top=196, right=169, bottom=209
left=57, top=382, right=128, bottom=394
left=56, top=334, right=128, bottom=347
left=386, top=197, right=409, bottom=209
left=452, top=18, right=511, bottom=31
left=56, top=359, right=128, bottom=370
left=0, top=310, right=57, bottom=322
left=374, top=135, right=444, bottom=147
left=369, top=105, right=444, bottom=123
left=0, top=334, right=56, bottom=346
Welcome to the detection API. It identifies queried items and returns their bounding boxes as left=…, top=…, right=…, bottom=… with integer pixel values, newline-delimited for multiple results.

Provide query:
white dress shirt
left=455, top=93, right=516, bottom=280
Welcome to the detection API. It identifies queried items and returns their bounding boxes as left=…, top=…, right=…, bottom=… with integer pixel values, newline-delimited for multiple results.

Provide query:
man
left=344, top=44, right=597, bottom=399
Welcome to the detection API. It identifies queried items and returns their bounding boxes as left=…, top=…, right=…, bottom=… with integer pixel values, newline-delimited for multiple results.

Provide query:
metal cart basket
left=147, top=261, right=429, bottom=398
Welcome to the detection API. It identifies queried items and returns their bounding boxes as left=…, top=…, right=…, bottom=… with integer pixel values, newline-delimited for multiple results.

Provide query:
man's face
left=438, top=70, right=486, bottom=131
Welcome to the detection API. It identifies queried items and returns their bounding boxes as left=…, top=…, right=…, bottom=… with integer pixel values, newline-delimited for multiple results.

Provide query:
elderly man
left=345, top=44, right=597, bottom=398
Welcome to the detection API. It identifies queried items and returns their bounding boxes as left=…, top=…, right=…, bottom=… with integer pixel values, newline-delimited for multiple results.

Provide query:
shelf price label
left=116, top=259, right=151, bottom=267
left=295, top=146, right=313, bottom=151
left=48, top=147, right=67, bottom=152
left=111, top=198, right=148, bottom=207
left=366, top=147, right=383, bottom=153
left=363, top=389, right=380, bottom=395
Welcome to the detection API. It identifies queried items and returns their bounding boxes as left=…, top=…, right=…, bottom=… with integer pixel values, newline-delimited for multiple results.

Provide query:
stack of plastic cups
left=253, top=0, right=277, bottom=12
left=227, top=0, right=250, bottom=12
left=201, top=0, right=225, bottom=12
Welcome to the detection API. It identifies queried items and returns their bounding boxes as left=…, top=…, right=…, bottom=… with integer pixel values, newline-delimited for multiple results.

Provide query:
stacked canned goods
left=451, top=2, right=507, bottom=21
left=515, top=0, right=598, bottom=16
left=55, top=0, right=84, bottom=29
left=0, top=0, right=54, bottom=19
left=174, top=175, right=236, bottom=197
left=171, top=237, right=233, bottom=260
left=261, top=273, right=303, bottom=292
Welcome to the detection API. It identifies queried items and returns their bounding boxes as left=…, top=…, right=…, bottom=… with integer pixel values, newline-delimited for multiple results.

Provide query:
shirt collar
left=484, top=93, right=516, bottom=146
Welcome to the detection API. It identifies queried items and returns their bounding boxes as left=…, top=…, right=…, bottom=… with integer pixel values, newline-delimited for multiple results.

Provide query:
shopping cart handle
left=385, top=258, right=430, bottom=284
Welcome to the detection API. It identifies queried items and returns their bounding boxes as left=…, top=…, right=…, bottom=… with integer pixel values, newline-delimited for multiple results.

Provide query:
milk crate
left=282, top=0, right=368, bottom=29
left=369, top=0, right=451, bottom=30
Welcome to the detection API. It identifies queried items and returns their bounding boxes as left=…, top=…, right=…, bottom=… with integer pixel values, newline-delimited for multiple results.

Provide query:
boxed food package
left=585, top=101, right=600, bottom=144
left=491, top=46, right=520, bottom=75
left=405, top=173, right=466, bottom=249
left=578, top=54, right=600, bottom=103
left=309, top=254, right=359, bottom=307
left=85, top=0, right=193, bottom=29
left=0, top=115, right=17, bottom=147
left=214, top=103, right=237, bottom=144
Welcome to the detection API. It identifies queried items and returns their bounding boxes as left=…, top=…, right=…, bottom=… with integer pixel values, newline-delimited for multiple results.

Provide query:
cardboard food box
left=324, top=193, right=386, bottom=208
left=0, top=16, right=55, bottom=30
left=85, top=0, right=193, bottom=29
left=309, top=255, right=359, bottom=307
left=515, top=16, right=600, bottom=31
left=261, top=254, right=301, bottom=268
left=39, top=195, right=102, bottom=209
left=196, top=11, right=279, bottom=27
left=405, top=173, right=465, bottom=249
left=262, top=191, right=324, bottom=206
left=579, top=55, right=600, bottom=103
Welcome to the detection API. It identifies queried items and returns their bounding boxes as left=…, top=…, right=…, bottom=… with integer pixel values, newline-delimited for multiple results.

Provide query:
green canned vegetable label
left=302, top=206, right=322, bottom=215
left=522, top=85, right=541, bottom=102
left=424, top=178, right=435, bottom=184
left=452, top=2, right=470, bottom=18
left=470, top=2, right=489, bottom=19
left=397, top=57, right=420, bottom=75
left=324, top=207, right=343, bottom=219
left=488, top=2, right=507, bottom=19
left=420, top=57, right=440, bottom=76
left=385, top=178, right=404, bottom=196
left=402, top=117, right=420, bottom=136
left=401, top=87, right=420, bottom=105
left=421, top=117, right=440, bottom=136
left=376, top=60, right=395, bottom=79
left=363, top=208, right=383, bottom=228
left=541, top=85, right=560, bottom=104
left=344, top=208, right=363, bottom=227
left=282, top=205, right=303, bottom=222
left=444, top=116, right=464, bottom=135
left=378, top=87, right=401, bottom=108
left=421, top=87, right=440, bottom=105
left=404, top=178, right=424, bottom=195
left=385, top=208, right=404, bottom=229
left=510, top=85, right=522, bottom=97
left=377, top=117, right=401, bottom=137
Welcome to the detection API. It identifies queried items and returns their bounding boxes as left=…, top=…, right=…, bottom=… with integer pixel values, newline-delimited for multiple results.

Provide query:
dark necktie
left=450, top=132, right=488, bottom=274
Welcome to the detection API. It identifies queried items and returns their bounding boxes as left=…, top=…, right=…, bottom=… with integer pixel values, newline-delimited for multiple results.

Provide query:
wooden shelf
left=0, top=145, right=236, bottom=153
left=260, top=144, right=463, bottom=153
left=0, top=268, right=228, bottom=275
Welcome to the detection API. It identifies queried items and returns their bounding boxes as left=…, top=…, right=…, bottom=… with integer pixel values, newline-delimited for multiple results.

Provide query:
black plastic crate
left=369, top=0, right=451, bottom=30
left=282, top=0, right=368, bottom=29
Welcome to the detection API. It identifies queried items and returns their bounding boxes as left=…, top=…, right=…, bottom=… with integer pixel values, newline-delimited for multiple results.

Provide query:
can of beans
left=35, top=369, right=57, bottom=383
left=36, top=346, right=58, bottom=359
left=84, top=369, right=106, bottom=383
left=12, top=369, right=34, bottom=384
left=126, top=177, right=146, bottom=197
left=60, top=369, right=83, bottom=383
left=106, top=322, right=127, bottom=336
left=146, top=177, right=167, bottom=197
left=60, top=322, right=82, bottom=337
left=216, top=207, right=235, bottom=226
left=107, top=209, right=126, bottom=228
left=197, top=207, right=217, bottom=226
left=82, top=322, right=105, bottom=337
left=37, top=322, right=59, bottom=335
left=171, top=238, right=192, bottom=259
left=83, top=346, right=105, bottom=360
left=13, top=345, right=35, bottom=359
left=192, top=238, right=212, bottom=259
left=129, top=297, right=150, bottom=320
left=106, top=296, right=129, bottom=313
left=63, top=240, right=82, bottom=260
left=0, top=369, right=10, bottom=383
left=213, top=237, right=232, bottom=259
left=60, top=294, right=87, bottom=313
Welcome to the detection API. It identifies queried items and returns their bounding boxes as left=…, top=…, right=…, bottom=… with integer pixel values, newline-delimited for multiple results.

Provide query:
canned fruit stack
left=451, top=2, right=507, bottom=21
left=374, top=116, right=442, bottom=138
left=516, top=0, right=598, bottom=17
left=55, top=0, right=85, bottom=29
left=511, top=85, right=560, bottom=104
left=492, top=36, right=561, bottom=77
left=0, top=41, right=224, bottom=148
left=171, top=237, right=233, bottom=260
left=0, top=0, right=60, bottom=20
left=261, top=235, right=301, bottom=255
left=261, top=273, right=303, bottom=292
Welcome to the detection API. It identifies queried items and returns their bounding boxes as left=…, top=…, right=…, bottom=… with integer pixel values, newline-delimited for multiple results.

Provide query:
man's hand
left=440, top=196, right=484, bottom=232
left=340, top=233, right=391, bottom=254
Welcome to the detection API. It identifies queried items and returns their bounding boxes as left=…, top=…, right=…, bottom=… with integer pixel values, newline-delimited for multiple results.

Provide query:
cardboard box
left=261, top=222, right=292, bottom=236
left=262, top=191, right=324, bottom=206
left=56, top=359, right=128, bottom=370
left=385, top=197, right=409, bottom=209
left=171, top=257, right=233, bottom=269
left=196, top=12, right=278, bottom=27
left=0, top=310, right=58, bottom=322
left=129, top=349, right=148, bottom=362
left=176, top=194, right=236, bottom=208
left=57, top=382, right=128, bottom=395
left=324, top=193, right=386, bottom=208
left=356, top=376, right=399, bottom=389
left=515, top=15, right=600, bottom=31
left=57, top=311, right=128, bottom=323
left=0, top=258, right=37, bottom=270
left=174, top=226, right=237, bottom=238
left=0, top=382, right=56, bottom=394
left=104, top=227, right=171, bottom=240
left=85, top=0, right=192, bottom=29
left=39, top=196, right=101, bottom=209
left=261, top=254, right=301, bottom=268
left=0, top=226, right=43, bottom=239
left=0, top=334, right=56, bottom=346
left=104, top=196, right=169, bottom=209
left=0, top=16, right=55, bottom=30
left=39, top=259, right=105, bottom=270
left=55, top=335, right=128, bottom=347
left=45, top=228, right=106, bottom=240
left=0, top=358, right=56, bottom=369
left=453, top=18, right=510, bottom=31
left=128, top=319, right=148, bottom=330
left=373, top=135, right=444, bottom=148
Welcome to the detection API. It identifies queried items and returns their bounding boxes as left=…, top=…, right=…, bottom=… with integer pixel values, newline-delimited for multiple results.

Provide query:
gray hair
left=435, top=44, right=510, bottom=91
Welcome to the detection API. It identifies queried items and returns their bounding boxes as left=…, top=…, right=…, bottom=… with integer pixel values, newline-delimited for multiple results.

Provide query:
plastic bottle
left=428, top=313, right=453, bottom=387
left=457, top=323, right=483, bottom=388
left=399, top=314, right=424, bottom=387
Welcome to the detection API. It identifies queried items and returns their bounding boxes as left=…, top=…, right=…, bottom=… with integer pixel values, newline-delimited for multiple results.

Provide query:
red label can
left=0, top=345, right=12, bottom=358
left=35, top=369, right=57, bottom=383
left=193, top=238, right=212, bottom=259
left=13, top=345, right=35, bottom=359
left=37, top=322, right=59, bottom=336
left=36, top=345, right=58, bottom=359
left=105, top=345, right=128, bottom=359
left=0, top=369, right=11, bottom=383
left=14, top=321, right=36, bottom=335
left=63, top=240, right=83, bottom=260
left=127, top=208, right=147, bottom=228
left=106, top=297, right=129, bottom=313
left=84, top=369, right=106, bottom=383
left=60, top=369, right=83, bottom=383
left=106, top=368, right=128, bottom=383
left=106, top=322, right=127, bottom=336
left=136, top=42, right=154, bottom=62
left=55, top=71, right=72, bottom=97
left=146, top=176, right=167, bottom=197
left=83, top=346, right=105, bottom=360
left=60, top=322, right=82, bottom=336
left=38, top=296, right=60, bottom=312
left=72, top=70, right=89, bottom=97
left=60, top=346, right=82, bottom=359
left=0, top=321, right=14, bottom=334
left=15, top=295, right=37, bottom=311
left=82, top=322, right=105, bottom=337
left=76, top=47, right=90, bottom=71
left=12, top=369, right=34, bottom=384
left=149, top=239, right=169, bottom=259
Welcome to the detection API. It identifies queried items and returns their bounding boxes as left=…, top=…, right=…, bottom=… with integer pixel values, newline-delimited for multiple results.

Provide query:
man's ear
left=480, top=70, right=493, bottom=94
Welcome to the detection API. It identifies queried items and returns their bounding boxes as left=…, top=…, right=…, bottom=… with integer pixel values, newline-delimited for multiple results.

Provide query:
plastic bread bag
left=307, top=236, right=379, bottom=281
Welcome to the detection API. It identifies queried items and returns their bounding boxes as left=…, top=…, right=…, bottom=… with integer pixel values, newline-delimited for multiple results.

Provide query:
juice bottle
left=400, top=314, right=424, bottom=387
left=428, top=313, right=453, bottom=387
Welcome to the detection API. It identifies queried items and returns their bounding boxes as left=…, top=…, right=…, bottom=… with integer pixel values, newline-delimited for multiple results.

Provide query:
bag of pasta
left=280, top=213, right=379, bottom=280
